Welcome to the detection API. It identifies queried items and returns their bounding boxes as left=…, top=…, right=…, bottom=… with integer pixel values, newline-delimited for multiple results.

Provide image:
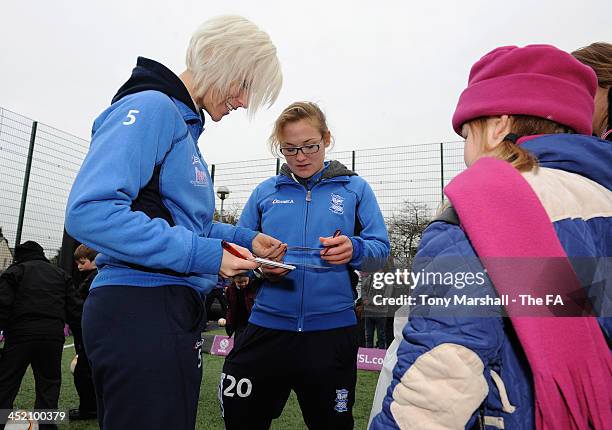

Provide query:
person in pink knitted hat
left=370, top=45, right=611, bottom=430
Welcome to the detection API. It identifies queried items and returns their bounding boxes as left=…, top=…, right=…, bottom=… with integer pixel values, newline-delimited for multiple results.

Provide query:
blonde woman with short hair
left=66, top=15, right=285, bottom=430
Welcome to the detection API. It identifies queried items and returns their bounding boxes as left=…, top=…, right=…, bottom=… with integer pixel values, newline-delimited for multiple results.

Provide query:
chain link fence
left=0, top=108, right=90, bottom=268
left=0, top=106, right=465, bottom=269
left=211, top=143, right=465, bottom=220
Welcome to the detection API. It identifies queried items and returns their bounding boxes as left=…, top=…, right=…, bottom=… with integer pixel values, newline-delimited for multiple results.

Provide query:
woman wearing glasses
left=219, top=101, right=390, bottom=429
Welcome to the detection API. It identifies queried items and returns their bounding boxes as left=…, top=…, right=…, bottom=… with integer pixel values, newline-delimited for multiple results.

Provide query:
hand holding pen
left=219, top=241, right=260, bottom=278
left=319, top=229, right=353, bottom=265
left=220, top=240, right=294, bottom=282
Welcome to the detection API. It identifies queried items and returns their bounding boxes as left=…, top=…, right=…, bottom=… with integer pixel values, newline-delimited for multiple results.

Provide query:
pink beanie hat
left=452, top=44, right=597, bottom=136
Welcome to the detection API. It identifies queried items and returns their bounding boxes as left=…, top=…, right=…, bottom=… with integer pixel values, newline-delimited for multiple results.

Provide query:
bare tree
left=386, top=201, right=431, bottom=268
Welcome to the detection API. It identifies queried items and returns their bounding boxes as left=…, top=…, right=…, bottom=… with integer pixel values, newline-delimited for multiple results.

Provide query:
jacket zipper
left=299, top=186, right=312, bottom=331
left=283, top=174, right=345, bottom=331
left=298, top=179, right=335, bottom=330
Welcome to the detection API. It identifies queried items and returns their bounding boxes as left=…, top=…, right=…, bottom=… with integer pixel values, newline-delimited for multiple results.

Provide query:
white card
left=251, top=257, right=296, bottom=270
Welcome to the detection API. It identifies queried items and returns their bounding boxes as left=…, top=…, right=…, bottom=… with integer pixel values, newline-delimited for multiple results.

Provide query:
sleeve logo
left=122, top=109, right=140, bottom=125
left=190, top=166, right=209, bottom=187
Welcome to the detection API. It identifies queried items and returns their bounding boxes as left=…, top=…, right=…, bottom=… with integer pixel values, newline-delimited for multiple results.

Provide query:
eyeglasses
left=279, top=141, right=322, bottom=156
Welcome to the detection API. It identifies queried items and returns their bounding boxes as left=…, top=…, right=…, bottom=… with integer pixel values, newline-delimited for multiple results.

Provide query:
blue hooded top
left=65, top=57, right=258, bottom=295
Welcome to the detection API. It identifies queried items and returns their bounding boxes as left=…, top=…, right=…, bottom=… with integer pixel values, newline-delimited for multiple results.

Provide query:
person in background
left=224, top=273, right=259, bottom=342
left=0, top=241, right=82, bottom=430
left=354, top=273, right=366, bottom=347
left=371, top=45, right=610, bottom=429
left=361, top=272, right=387, bottom=349
left=205, top=276, right=229, bottom=326
left=73, top=244, right=98, bottom=300
left=573, top=42, right=612, bottom=140
left=220, top=101, right=390, bottom=429
left=361, top=257, right=399, bottom=350
left=68, top=244, right=98, bottom=420
left=64, top=15, right=285, bottom=430
left=383, top=318, right=394, bottom=349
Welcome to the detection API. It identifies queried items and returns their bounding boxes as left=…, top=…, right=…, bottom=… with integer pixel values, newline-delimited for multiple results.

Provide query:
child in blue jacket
left=219, top=101, right=390, bottom=429
left=370, top=45, right=611, bottom=430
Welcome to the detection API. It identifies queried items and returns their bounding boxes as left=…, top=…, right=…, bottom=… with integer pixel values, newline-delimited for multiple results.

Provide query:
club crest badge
left=334, top=388, right=349, bottom=412
left=329, top=193, right=345, bottom=214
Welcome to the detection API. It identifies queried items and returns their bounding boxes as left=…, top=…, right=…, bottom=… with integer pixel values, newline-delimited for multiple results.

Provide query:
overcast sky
left=1, top=0, right=610, bottom=164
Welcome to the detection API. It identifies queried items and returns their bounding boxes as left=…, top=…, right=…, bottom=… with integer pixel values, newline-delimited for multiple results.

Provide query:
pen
left=221, top=241, right=247, bottom=259
left=322, top=229, right=341, bottom=256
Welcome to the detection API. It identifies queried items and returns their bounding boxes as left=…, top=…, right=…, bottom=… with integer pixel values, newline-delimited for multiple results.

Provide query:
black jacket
left=0, top=241, right=82, bottom=342
left=77, top=269, right=97, bottom=301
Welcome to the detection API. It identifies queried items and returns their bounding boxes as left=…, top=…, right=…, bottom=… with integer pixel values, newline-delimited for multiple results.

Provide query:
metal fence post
left=15, top=121, right=37, bottom=248
left=439, top=142, right=444, bottom=202
left=275, top=158, right=280, bottom=175
left=351, top=150, right=356, bottom=172
left=210, top=164, right=215, bottom=184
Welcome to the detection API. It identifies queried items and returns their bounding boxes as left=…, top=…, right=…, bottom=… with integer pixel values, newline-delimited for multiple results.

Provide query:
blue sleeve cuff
left=189, top=237, right=223, bottom=275
left=233, top=227, right=259, bottom=251
left=350, top=237, right=364, bottom=267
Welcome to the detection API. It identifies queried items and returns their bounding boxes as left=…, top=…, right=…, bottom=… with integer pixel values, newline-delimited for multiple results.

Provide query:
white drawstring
left=490, top=369, right=516, bottom=414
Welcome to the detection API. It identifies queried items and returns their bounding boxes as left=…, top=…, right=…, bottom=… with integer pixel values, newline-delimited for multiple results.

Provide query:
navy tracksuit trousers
left=220, top=324, right=358, bottom=430
left=82, top=285, right=205, bottom=430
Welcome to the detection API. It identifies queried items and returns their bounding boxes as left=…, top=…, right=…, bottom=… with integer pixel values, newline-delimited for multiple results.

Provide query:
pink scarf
left=445, top=157, right=611, bottom=429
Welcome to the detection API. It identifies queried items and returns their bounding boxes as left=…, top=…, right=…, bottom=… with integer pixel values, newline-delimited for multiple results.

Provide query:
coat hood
left=14, top=241, right=48, bottom=263
left=112, top=57, right=203, bottom=121
left=279, top=160, right=357, bottom=181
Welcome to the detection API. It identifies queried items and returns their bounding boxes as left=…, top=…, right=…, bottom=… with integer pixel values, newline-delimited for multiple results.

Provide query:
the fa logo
left=329, top=193, right=344, bottom=215
left=334, top=389, right=349, bottom=413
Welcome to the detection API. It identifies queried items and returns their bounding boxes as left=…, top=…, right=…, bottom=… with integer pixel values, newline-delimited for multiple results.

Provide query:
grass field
left=10, top=337, right=379, bottom=429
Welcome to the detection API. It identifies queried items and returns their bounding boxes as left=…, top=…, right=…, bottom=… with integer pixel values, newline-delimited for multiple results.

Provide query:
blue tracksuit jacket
left=65, top=57, right=257, bottom=295
left=238, top=161, right=390, bottom=332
